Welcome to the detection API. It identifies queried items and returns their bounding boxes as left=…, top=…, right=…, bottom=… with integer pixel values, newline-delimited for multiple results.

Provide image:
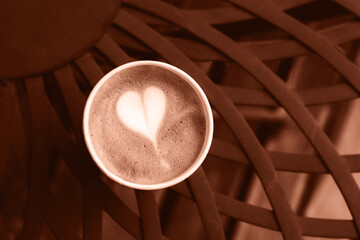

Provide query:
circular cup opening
left=83, top=60, right=213, bottom=190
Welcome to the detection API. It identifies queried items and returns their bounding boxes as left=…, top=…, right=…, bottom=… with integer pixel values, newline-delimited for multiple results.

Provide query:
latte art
left=116, top=86, right=169, bottom=168
left=116, top=86, right=166, bottom=149
left=87, top=64, right=207, bottom=185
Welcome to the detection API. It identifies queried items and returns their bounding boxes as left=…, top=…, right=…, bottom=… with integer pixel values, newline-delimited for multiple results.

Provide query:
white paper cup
left=83, top=61, right=213, bottom=190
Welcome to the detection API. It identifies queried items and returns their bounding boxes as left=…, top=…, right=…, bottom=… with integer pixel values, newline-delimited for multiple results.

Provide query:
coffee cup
left=83, top=60, right=213, bottom=190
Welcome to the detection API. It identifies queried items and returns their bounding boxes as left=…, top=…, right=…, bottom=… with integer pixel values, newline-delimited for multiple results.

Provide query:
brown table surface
left=1, top=0, right=360, bottom=239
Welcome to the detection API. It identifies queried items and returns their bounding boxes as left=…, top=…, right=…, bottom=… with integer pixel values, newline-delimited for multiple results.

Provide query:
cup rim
left=83, top=60, right=213, bottom=190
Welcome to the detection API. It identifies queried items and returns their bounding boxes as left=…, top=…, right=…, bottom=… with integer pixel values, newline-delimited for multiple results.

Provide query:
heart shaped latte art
left=116, top=87, right=166, bottom=147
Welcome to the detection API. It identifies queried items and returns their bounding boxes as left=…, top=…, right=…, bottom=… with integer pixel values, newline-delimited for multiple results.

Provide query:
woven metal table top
left=0, top=0, right=360, bottom=239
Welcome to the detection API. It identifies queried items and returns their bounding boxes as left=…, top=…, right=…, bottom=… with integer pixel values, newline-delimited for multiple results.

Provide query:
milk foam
left=116, top=86, right=166, bottom=148
left=88, top=65, right=206, bottom=184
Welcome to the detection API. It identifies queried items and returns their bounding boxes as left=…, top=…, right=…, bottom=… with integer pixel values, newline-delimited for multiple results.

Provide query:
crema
left=87, top=64, right=207, bottom=184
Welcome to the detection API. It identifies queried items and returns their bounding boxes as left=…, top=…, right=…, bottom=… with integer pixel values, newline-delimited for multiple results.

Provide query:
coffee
left=86, top=63, right=207, bottom=185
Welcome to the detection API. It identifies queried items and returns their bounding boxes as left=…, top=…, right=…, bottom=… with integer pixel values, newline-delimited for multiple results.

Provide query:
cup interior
left=83, top=60, right=213, bottom=190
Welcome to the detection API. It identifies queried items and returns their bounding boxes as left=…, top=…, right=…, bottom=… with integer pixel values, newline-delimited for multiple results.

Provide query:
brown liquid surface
left=88, top=64, right=207, bottom=184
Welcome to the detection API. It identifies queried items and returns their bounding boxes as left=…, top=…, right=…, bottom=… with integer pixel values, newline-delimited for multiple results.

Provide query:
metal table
left=1, top=0, right=359, bottom=239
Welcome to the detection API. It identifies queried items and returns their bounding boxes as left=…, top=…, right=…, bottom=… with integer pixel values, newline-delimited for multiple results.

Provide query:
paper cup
left=83, top=61, right=213, bottom=190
